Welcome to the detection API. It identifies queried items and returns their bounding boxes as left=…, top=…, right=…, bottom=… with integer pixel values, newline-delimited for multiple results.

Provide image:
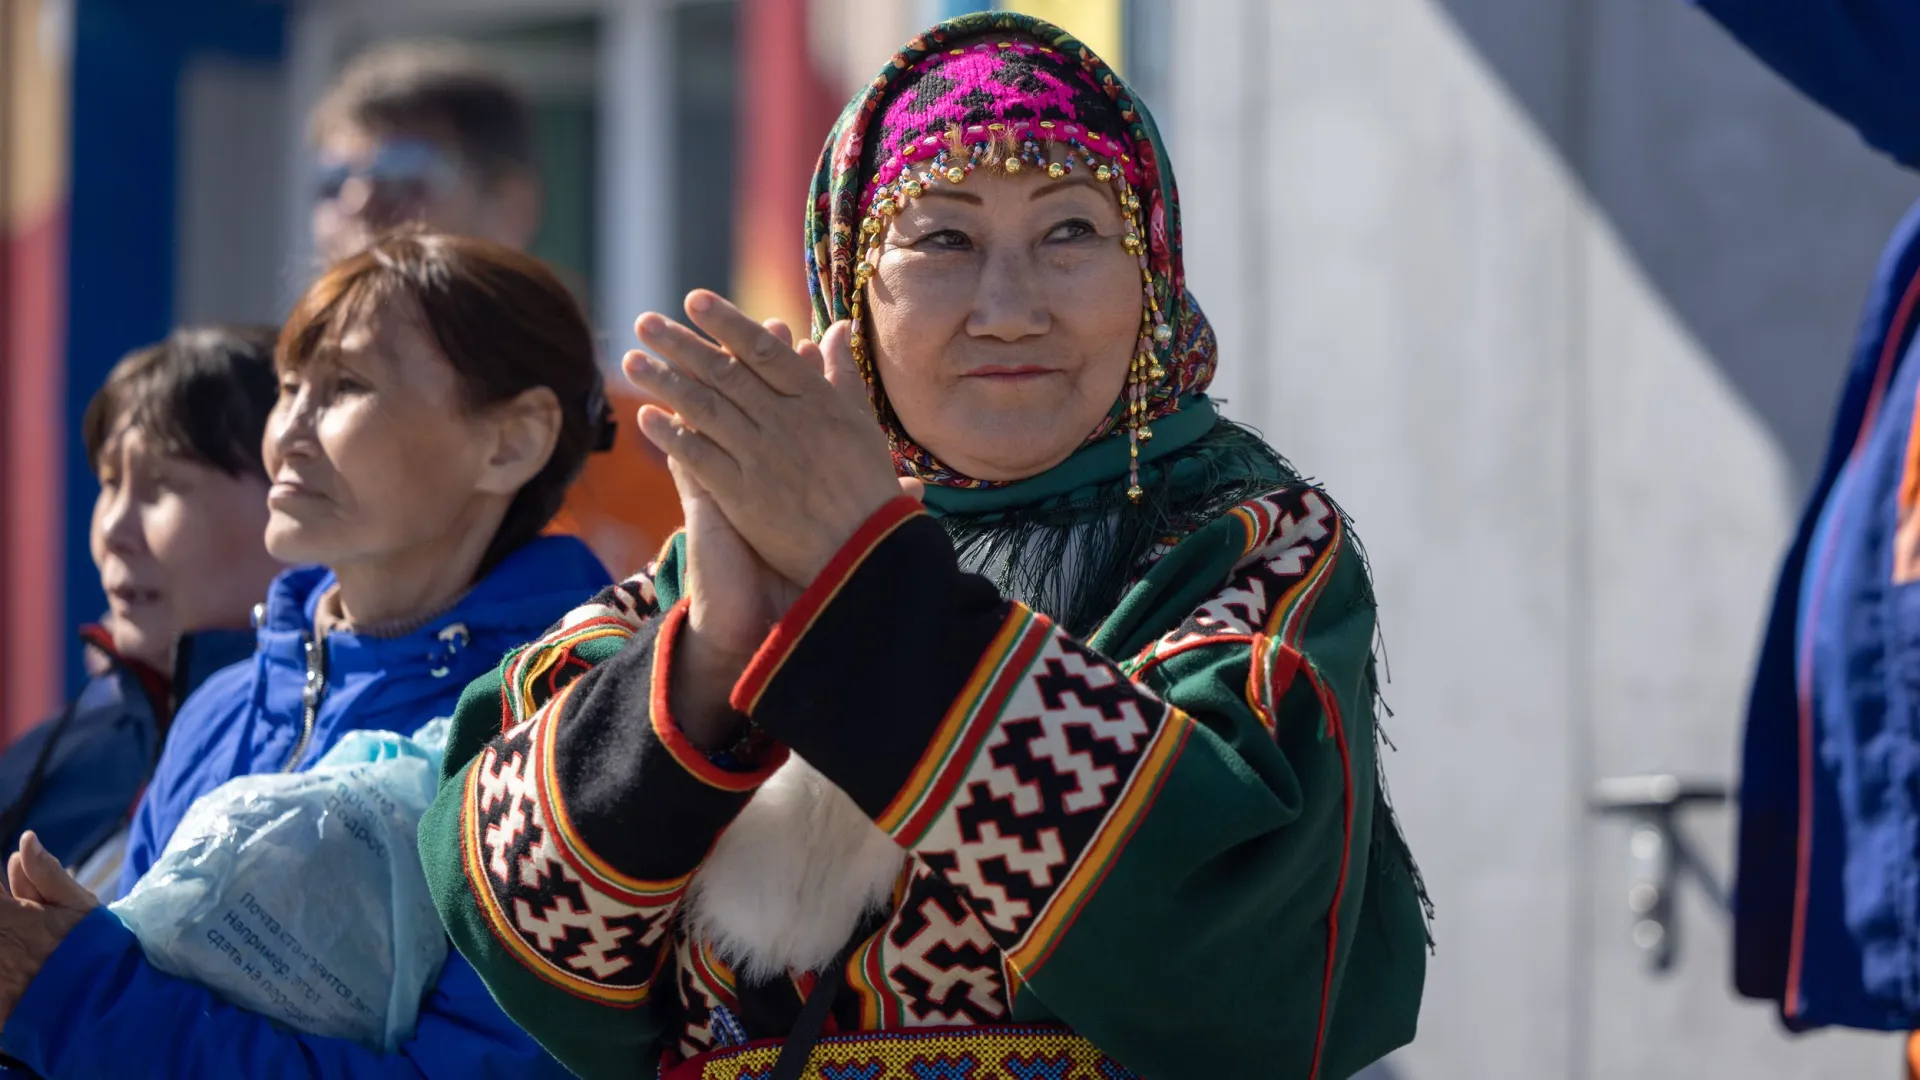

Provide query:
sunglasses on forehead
left=314, top=139, right=461, bottom=204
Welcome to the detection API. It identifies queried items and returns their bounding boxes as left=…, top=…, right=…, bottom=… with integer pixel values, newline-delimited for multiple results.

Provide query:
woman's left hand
left=0, top=833, right=98, bottom=1025
left=625, top=290, right=904, bottom=587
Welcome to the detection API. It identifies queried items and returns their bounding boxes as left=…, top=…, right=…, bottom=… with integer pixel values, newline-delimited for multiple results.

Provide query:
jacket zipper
left=283, top=633, right=327, bottom=772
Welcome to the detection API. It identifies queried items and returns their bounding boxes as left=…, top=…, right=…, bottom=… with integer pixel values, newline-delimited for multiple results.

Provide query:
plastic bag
left=110, top=718, right=454, bottom=1050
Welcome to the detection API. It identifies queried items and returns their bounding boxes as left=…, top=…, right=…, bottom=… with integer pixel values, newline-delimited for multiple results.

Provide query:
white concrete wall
left=175, top=58, right=290, bottom=327
left=1164, top=0, right=1919, bottom=1076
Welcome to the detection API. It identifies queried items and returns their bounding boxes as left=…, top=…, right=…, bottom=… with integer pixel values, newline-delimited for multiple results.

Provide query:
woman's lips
left=106, top=585, right=161, bottom=608
left=964, top=365, right=1057, bottom=381
left=268, top=479, right=323, bottom=507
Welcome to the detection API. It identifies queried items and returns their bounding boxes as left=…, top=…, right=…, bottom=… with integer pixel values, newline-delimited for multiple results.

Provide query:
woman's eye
left=1046, top=218, right=1098, bottom=242
left=335, top=376, right=370, bottom=395
left=923, top=229, right=972, bottom=250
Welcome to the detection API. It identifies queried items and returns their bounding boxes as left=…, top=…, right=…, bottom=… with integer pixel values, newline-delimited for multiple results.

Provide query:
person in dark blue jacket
left=0, top=232, right=617, bottom=1078
left=1690, top=0, right=1920, bottom=1039
left=0, top=326, right=284, bottom=890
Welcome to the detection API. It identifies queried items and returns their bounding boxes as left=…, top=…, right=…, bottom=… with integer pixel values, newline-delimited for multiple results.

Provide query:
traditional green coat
left=419, top=444, right=1426, bottom=1079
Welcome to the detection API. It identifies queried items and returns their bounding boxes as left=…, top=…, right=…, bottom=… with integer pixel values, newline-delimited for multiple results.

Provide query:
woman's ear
left=475, top=385, right=563, bottom=496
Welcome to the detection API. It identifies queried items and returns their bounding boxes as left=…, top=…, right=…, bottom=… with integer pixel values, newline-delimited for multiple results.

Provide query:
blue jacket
left=0, top=535, right=611, bottom=1078
left=1695, top=0, right=1920, bottom=169
left=0, top=626, right=251, bottom=871
left=1699, top=0, right=1920, bottom=1030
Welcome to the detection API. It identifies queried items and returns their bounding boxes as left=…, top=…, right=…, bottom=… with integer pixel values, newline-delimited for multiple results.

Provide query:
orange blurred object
left=546, top=385, right=682, bottom=579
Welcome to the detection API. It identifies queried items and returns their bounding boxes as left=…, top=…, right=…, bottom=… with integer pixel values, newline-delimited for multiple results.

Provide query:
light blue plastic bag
left=110, top=718, right=454, bottom=1050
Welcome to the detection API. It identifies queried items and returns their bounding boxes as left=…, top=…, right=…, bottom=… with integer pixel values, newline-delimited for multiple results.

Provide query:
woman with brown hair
left=0, top=233, right=604, bottom=1078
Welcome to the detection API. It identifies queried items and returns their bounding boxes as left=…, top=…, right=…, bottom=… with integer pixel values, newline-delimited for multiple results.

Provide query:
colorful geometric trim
left=846, top=867, right=918, bottom=1030
left=665, top=1025, right=1137, bottom=1080
left=1246, top=634, right=1305, bottom=736
left=460, top=801, right=664, bottom=1006
left=1300, top=660, right=1355, bottom=1080
left=842, top=861, right=1009, bottom=1031
left=531, top=680, right=688, bottom=902
left=687, top=937, right=738, bottom=1006
left=1262, top=514, right=1342, bottom=647
left=461, top=712, right=674, bottom=1005
left=650, top=600, right=790, bottom=793
left=895, top=621, right=1190, bottom=988
left=732, top=496, right=927, bottom=714
left=495, top=534, right=675, bottom=711
left=503, top=622, right=631, bottom=727
left=500, top=567, right=661, bottom=728
left=1128, top=486, right=1341, bottom=675
left=863, top=114, right=1145, bottom=215
left=1229, top=496, right=1276, bottom=559
left=675, top=933, right=746, bottom=1059
left=848, top=927, right=903, bottom=1031
left=1003, top=707, right=1192, bottom=982
left=1123, top=631, right=1251, bottom=679
left=859, top=39, right=1147, bottom=211
left=878, top=605, right=1052, bottom=840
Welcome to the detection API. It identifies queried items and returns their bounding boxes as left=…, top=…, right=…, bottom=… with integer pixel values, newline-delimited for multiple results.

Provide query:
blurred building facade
left=1, top=0, right=70, bottom=774
left=5, top=0, right=1920, bottom=1076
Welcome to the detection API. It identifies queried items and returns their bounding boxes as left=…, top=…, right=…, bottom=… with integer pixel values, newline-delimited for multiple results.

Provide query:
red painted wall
left=733, top=0, right=841, bottom=333
left=2, top=209, right=65, bottom=741
left=2, top=0, right=69, bottom=742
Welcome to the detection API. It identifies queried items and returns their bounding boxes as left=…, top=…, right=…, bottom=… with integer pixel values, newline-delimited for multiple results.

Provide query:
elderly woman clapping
left=421, top=14, right=1428, bottom=1080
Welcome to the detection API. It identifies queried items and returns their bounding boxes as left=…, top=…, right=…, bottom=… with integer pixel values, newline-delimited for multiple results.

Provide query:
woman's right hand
left=663, top=456, right=796, bottom=749
left=631, top=321, right=804, bottom=750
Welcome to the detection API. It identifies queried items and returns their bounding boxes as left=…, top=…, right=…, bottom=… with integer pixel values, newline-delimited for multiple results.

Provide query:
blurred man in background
left=308, top=42, right=681, bottom=574
left=309, top=43, right=543, bottom=263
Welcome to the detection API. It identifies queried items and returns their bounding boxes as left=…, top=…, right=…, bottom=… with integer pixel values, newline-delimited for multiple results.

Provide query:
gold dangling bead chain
left=1115, top=171, right=1162, bottom=504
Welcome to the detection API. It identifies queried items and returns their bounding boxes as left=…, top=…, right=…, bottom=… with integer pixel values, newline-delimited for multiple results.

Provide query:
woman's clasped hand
left=626, top=292, right=913, bottom=585
left=623, top=293, right=924, bottom=745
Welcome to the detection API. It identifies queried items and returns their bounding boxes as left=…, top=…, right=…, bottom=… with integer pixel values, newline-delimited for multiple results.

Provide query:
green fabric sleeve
left=420, top=545, right=745, bottom=1080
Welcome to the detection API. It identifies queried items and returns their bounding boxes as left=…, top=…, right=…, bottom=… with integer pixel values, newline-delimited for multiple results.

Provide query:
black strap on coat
left=767, top=950, right=851, bottom=1080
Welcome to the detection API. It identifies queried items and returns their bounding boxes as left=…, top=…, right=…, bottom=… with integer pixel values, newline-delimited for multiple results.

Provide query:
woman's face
left=865, top=163, right=1143, bottom=481
left=262, top=306, right=508, bottom=571
left=89, top=427, right=281, bottom=669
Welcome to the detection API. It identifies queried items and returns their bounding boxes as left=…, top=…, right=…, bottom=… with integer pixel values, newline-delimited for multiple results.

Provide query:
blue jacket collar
left=256, top=534, right=610, bottom=667
left=171, top=628, right=257, bottom=707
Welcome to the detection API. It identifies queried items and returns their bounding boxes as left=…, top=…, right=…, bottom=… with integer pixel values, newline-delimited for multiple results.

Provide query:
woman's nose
left=98, top=484, right=143, bottom=555
left=267, top=389, right=316, bottom=461
left=967, top=249, right=1050, bottom=341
